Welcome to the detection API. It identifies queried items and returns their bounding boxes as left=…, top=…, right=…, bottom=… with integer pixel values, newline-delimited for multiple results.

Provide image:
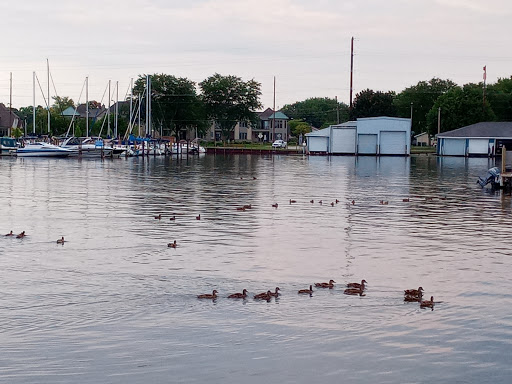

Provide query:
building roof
left=258, top=108, right=289, bottom=121
left=267, top=111, right=289, bottom=120
left=414, top=132, right=428, bottom=138
left=438, top=122, right=512, bottom=138
left=0, top=103, right=22, bottom=128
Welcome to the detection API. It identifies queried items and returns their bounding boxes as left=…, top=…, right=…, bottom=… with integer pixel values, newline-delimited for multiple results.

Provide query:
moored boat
left=0, top=137, right=18, bottom=156
left=16, top=142, right=72, bottom=157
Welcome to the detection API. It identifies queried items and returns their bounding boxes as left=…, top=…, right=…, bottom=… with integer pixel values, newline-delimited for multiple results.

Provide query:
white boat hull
left=17, top=143, right=72, bottom=157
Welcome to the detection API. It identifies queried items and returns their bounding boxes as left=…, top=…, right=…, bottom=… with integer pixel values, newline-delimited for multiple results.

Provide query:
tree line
left=282, top=77, right=512, bottom=137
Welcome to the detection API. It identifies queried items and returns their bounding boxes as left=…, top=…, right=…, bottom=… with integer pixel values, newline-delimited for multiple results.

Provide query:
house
left=207, top=108, right=290, bottom=142
left=0, top=103, right=22, bottom=136
left=413, top=132, right=431, bottom=146
left=60, top=104, right=107, bottom=122
left=437, top=122, right=512, bottom=157
left=306, top=116, right=411, bottom=156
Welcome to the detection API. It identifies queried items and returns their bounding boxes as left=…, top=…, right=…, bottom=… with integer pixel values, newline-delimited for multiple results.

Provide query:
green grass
left=411, top=146, right=436, bottom=154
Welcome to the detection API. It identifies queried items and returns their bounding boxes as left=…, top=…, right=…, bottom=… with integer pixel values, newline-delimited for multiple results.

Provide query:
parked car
left=272, top=140, right=287, bottom=149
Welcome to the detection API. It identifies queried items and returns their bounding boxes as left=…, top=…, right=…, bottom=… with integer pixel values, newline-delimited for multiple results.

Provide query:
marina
left=1, top=154, right=512, bottom=383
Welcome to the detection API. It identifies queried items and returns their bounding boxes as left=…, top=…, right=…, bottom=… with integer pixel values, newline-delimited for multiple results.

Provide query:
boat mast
left=128, top=78, right=133, bottom=138
left=107, top=80, right=111, bottom=138
left=47, top=58, right=50, bottom=135
left=9, top=72, right=12, bottom=137
left=115, top=81, right=119, bottom=138
left=33, top=71, right=36, bottom=134
left=86, top=76, right=89, bottom=137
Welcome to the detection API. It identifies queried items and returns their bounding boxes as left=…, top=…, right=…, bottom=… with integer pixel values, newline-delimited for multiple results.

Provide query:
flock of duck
left=5, top=230, right=65, bottom=244
left=197, top=280, right=436, bottom=309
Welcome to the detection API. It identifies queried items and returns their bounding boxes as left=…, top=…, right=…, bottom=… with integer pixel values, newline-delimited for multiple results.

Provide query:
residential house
left=0, top=103, right=22, bottom=136
left=413, top=132, right=431, bottom=146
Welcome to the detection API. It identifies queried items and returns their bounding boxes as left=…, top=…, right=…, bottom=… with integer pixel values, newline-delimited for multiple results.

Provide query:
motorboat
left=60, top=137, right=115, bottom=158
left=16, top=142, right=72, bottom=157
left=0, top=137, right=18, bottom=156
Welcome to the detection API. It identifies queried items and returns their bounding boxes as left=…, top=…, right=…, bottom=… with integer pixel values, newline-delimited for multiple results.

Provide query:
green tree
left=289, top=120, right=311, bottom=136
left=426, top=84, right=495, bottom=133
left=350, top=89, right=397, bottom=119
left=486, top=77, right=512, bottom=121
left=200, top=73, right=262, bottom=141
left=11, top=127, right=23, bottom=139
left=133, top=74, right=207, bottom=138
left=52, top=96, right=75, bottom=113
left=281, top=97, right=348, bottom=128
left=394, top=78, right=457, bottom=135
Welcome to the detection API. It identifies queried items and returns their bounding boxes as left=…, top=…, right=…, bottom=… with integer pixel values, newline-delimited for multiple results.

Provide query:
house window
left=239, top=121, right=247, bottom=128
left=239, top=132, right=247, bottom=140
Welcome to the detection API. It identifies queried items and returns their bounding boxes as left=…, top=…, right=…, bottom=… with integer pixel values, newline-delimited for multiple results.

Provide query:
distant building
left=207, top=108, right=290, bottom=142
left=413, top=132, right=431, bottom=147
left=437, top=122, right=512, bottom=157
left=306, top=116, right=411, bottom=156
left=0, top=103, right=22, bottom=136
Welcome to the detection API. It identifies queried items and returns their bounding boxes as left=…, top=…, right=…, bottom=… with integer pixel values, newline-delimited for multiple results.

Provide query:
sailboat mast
left=32, top=71, right=36, bottom=134
left=9, top=72, right=12, bottom=137
left=47, top=59, right=50, bottom=134
left=86, top=76, right=89, bottom=137
left=115, top=81, right=119, bottom=138
left=107, top=80, right=111, bottom=138
left=128, top=78, right=133, bottom=137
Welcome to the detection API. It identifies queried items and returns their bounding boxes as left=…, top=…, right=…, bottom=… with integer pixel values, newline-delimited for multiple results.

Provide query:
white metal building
left=306, top=117, right=411, bottom=156
left=437, top=122, right=512, bottom=157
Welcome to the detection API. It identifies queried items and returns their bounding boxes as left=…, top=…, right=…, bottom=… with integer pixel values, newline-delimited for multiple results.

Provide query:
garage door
left=468, top=139, right=489, bottom=155
left=358, top=134, right=377, bottom=155
left=308, top=136, right=329, bottom=152
left=443, top=138, right=466, bottom=156
left=380, top=131, right=407, bottom=155
left=331, top=128, right=356, bottom=154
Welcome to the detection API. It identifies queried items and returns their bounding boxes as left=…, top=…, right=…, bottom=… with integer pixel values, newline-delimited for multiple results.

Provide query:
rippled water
left=1, top=154, right=512, bottom=383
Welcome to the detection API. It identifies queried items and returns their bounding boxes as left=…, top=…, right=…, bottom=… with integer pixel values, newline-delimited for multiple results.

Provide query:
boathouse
left=437, top=122, right=512, bottom=157
left=306, top=116, right=411, bottom=156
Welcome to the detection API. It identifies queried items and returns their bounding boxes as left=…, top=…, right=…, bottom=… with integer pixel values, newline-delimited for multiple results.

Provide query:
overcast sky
left=1, top=0, right=510, bottom=110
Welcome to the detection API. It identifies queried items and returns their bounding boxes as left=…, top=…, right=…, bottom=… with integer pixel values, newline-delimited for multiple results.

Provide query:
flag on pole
left=483, top=66, right=487, bottom=81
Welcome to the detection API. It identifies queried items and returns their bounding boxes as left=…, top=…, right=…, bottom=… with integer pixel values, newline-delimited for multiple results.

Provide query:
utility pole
left=349, top=37, right=354, bottom=112
left=33, top=71, right=36, bottom=134
left=437, top=107, right=441, bottom=136
left=47, top=58, right=50, bottom=135
left=483, top=65, right=487, bottom=108
left=336, top=95, right=340, bottom=124
left=9, top=72, right=12, bottom=137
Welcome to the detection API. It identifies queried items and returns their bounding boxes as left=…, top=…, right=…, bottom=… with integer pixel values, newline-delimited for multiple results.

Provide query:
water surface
left=1, top=154, right=511, bottom=383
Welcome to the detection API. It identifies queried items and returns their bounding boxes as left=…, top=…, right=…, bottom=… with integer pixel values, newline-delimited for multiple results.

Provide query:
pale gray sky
left=1, top=0, right=510, bottom=110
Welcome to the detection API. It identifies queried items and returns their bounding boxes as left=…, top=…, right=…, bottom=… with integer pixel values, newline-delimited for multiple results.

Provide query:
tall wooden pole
left=9, top=72, right=12, bottom=137
left=272, top=76, right=276, bottom=142
left=47, top=59, right=50, bottom=134
left=32, top=71, right=36, bottom=134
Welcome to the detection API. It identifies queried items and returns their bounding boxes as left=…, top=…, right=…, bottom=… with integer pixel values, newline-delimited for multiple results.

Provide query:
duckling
left=269, top=287, right=280, bottom=297
left=351, top=200, right=355, bottom=205
left=330, top=202, right=334, bottom=207
left=167, top=240, right=177, bottom=248
left=319, top=200, right=323, bottom=205
left=154, top=214, right=162, bottom=220
left=335, top=199, right=340, bottom=204
left=252, top=177, right=257, bottom=180
left=298, top=285, right=313, bottom=294
left=228, top=289, right=248, bottom=299
left=404, top=287, right=424, bottom=296
left=272, top=203, right=278, bottom=208
left=197, top=290, right=218, bottom=299
left=196, top=214, right=201, bottom=220
left=315, top=279, right=336, bottom=288
left=169, top=216, right=176, bottom=221
left=57, top=236, right=65, bottom=244
left=403, top=198, right=410, bottom=202
left=254, top=290, right=272, bottom=300
left=344, top=287, right=365, bottom=296
left=347, top=279, right=367, bottom=290
left=5, top=230, right=13, bottom=236
left=420, top=296, right=435, bottom=308
left=16, top=231, right=25, bottom=239
left=243, top=204, right=252, bottom=209
left=290, top=199, right=297, bottom=204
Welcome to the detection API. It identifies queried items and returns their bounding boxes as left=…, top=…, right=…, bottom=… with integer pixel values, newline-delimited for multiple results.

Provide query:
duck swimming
left=228, top=289, right=248, bottom=299
left=168, top=240, right=177, bottom=248
left=298, top=285, right=313, bottom=294
left=404, top=287, right=424, bottom=297
left=272, top=203, right=278, bottom=208
left=196, top=214, right=201, bottom=220
left=315, top=280, right=336, bottom=288
left=198, top=290, right=218, bottom=299
left=269, top=287, right=280, bottom=297
left=290, top=199, right=297, bottom=204
left=169, top=216, right=176, bottom=221
left=254, top=290, right=272, bottom=300
left=5, top=231, right=13, bottom=236
left=347, top=279, right=367, bottom=290
left=57, top=236, right=65, bottom=244
left=16, top=231, right=25, bottom=239
left=344, top=287, right=365, bottom=296
left=154, top=214, right=162, bottom=220
left=420, top=296, right=435, bottom=308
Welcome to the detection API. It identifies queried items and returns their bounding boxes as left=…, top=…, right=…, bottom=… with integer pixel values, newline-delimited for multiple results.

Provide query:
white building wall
left=357, top=117, right=411, bottom=155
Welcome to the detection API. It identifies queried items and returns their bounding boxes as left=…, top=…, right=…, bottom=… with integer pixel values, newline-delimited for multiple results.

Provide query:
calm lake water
left=1, top=153, right=512, bottom=383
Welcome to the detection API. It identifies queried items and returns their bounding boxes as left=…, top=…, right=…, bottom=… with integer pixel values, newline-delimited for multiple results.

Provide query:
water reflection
left=1, top=154, right=512, bottom=383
